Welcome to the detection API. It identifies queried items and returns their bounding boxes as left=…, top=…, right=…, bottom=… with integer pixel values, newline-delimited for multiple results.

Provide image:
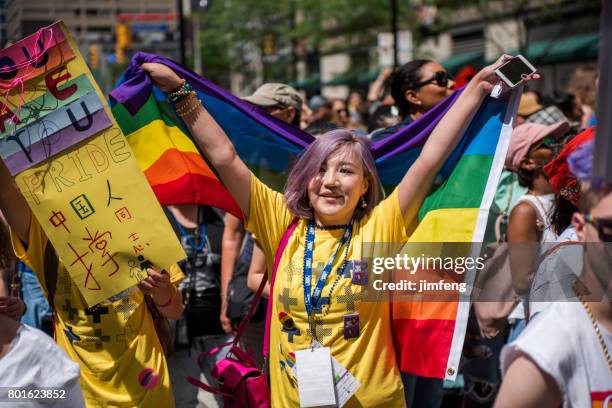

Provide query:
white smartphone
left=494, top=55, right=537, bottom=88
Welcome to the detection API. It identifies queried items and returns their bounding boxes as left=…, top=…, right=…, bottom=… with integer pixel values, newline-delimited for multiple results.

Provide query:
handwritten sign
left=0, top=22, right=185, bottom=306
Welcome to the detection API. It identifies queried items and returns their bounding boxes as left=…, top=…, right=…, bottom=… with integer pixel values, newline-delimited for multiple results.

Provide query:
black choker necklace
left=314, top=223, right=349, bottom=230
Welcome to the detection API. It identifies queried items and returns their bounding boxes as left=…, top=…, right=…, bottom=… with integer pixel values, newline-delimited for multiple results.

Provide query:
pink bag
left=187, top=218, right=299, bottom=407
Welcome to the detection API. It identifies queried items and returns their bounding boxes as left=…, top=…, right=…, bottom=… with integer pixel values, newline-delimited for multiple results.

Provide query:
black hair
left=542, top=91, right=578, bottom=120
left=304, top=120, right=340, bottom=136
left=551, top=195, right=578, bottom=235
left=291, top=107, right=302, bottom=127
left=368, top=105, right=398, bottom=133
left=389, top=59, right=432, bottom=118
left=517, top=166, right=535, bottom=189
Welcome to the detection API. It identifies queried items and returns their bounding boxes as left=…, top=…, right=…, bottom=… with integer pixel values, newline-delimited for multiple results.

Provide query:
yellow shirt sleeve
left=245, top=174, right=295, bottom=262
left=361, top=188, right=414, bottom=244
left=10, top=216, right=52, bottom=296
left=168, top=263, right=185, bottom=285
left=11, top=216, right=184, bottom=293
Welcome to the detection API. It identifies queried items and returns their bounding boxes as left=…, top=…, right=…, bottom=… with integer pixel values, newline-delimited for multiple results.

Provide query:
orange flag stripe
left=144, top=148, right=216, bottom=186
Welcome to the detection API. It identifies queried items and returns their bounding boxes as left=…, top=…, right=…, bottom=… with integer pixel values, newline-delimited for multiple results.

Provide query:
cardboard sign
left=0, top=22, right=185, bottom=306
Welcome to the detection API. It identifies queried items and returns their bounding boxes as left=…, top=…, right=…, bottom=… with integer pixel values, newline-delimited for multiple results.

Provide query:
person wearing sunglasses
left=524, top=127, right=597, bottom=321
left=371, top=59, right=455, bottom=141
left=504, top=121, right=570, bottom=331
left=497, top=138, right=612, bottom=408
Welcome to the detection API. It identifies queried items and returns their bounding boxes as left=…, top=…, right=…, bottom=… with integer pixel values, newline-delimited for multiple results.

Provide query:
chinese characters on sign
left=0, top=22, right=185, bottom=306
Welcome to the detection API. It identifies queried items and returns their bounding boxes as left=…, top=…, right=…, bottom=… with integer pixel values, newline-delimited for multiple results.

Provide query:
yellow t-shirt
left=11, top=217, right=184, bottom=408
left=247, top=175, right=410, bottom=407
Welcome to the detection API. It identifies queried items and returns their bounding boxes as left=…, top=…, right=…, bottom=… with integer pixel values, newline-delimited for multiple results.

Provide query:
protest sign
left=0, top=21, right=185, bottom=307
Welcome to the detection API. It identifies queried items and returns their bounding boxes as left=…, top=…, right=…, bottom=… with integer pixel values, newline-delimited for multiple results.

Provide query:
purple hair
left=284, top=129, right=382, bottom=220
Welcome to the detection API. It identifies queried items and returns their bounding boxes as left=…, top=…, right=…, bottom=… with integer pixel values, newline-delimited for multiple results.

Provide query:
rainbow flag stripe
left=110, top=52, right=520, bottom=380
left=392, top=94, right=520, bottom=378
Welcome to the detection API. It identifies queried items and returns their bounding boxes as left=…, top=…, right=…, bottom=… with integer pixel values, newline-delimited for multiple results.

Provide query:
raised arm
left=0, top=159, right=31, bottom=245
left=396, top=56, right=530, bottom=222
left=141, top=63, right=253, bottom=218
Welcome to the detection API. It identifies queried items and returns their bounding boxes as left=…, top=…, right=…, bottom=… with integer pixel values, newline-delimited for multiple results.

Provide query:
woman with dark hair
left=371, top=59, right=455, bottom=141
left=527, top=127, right=596, bottom=319
left=141, top=55, right=531, bottom=407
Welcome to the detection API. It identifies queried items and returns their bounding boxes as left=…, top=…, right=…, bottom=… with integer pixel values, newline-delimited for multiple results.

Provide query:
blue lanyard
left=175, top=217, right=208, bottom=252
left=303, top=221, right=353, bottom=317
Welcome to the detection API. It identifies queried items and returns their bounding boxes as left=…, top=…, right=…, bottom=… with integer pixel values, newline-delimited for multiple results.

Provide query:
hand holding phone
left=494, top=55, right=537, bottom=88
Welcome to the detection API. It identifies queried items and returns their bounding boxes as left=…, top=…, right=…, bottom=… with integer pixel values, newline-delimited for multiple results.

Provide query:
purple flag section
left=3, top=108, right=112, bottom=175
left=110, top=52, right=462, bottom=163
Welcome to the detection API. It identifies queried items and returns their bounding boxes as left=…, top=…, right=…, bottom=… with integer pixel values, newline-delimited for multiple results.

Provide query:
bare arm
left=220, top=213, right=244, bottom=333
left=367, top=67, right=393, bottom=102
left=221, top=214, right=244, bottom=298
left=495, top=354, right=562, bottom=408
left=396, top=71, right=487, bottom=223
left=141, top=64, right=252, bottom=218
left=396, top=56, right=529, bottom=224
left=138, top=268, right=184, bottom=320
left=247, top=244, right=269, bottom=298
left=0, top=159, right=31, bottom=245
left=507, top=202, right=540, bottom=297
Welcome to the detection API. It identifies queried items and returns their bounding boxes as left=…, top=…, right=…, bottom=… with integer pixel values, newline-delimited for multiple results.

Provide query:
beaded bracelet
left=175, top=91, right=197, bottom=112
left=175, top=93, right=202, bottom=117
left=168, top=79, right=195, bottom=104
left=177, top=98, right=202, bottom=117
left=168, top=79, right=185, bottom=95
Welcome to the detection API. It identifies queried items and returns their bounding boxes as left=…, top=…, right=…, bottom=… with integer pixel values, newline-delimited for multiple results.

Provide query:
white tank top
left=509, top=193, right=556, bottom=320
left=515, top=193, right=557, bottom=246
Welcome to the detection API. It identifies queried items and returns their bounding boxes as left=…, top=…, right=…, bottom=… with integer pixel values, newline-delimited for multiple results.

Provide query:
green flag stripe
left=419, top=154, right=494, bottom=218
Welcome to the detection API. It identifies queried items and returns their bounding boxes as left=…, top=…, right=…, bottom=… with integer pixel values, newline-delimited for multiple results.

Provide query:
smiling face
left=307, top=145, right=369, bottom=226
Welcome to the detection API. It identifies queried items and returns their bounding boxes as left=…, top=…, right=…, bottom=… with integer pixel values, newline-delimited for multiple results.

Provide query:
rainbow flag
left=110, top=53, right=520, bottom=379
left=389, top=90, right=521, bottom=379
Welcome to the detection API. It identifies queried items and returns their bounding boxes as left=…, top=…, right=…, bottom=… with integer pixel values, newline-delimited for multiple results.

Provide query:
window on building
left=451, top=28, right=484, bottom=55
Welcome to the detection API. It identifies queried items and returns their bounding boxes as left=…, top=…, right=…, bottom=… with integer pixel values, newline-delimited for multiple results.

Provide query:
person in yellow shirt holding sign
left=0, top=159, right=185, bottom=407
left=140, top=56, right=536, bottom=406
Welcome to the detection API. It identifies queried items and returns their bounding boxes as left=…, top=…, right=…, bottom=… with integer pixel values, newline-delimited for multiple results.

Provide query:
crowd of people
left=0, top=49, right=609, bottom=408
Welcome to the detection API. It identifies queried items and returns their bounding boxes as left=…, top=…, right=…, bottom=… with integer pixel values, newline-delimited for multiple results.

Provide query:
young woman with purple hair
left=142, top=56, right=531, bottom=407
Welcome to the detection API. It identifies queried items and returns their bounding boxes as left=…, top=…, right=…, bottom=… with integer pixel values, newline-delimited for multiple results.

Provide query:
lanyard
left=303, top=220, right=353, bottom=317
left=173, top=209, right=208, bottom=253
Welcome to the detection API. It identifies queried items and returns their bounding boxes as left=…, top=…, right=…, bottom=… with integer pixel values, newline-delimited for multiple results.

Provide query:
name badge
left=296, top=346, right=336, bottom=407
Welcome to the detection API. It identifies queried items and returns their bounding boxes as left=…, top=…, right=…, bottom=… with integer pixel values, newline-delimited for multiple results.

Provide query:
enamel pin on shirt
left=343, top=313, right=360, bottom=339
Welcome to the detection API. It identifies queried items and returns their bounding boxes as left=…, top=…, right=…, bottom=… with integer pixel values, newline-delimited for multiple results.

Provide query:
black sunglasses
left=585, top=213, right=612, bottom=242
left=414, top=71, right=453, bottom=89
